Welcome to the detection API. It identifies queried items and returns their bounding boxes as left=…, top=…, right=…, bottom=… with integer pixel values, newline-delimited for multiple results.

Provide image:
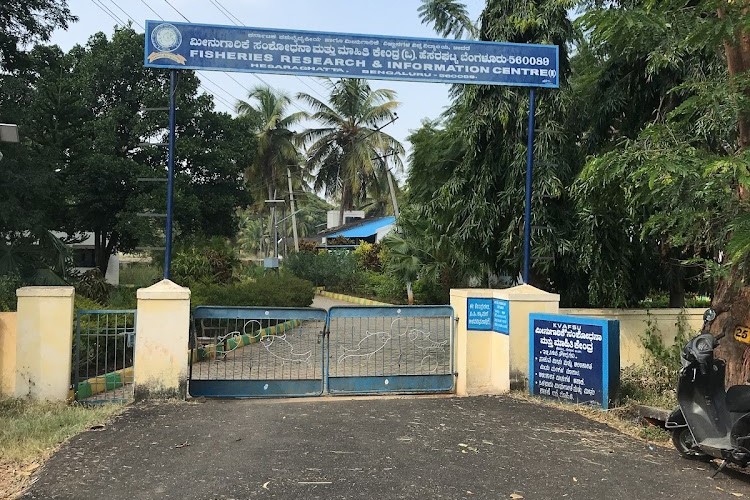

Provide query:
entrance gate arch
left=143, top=21, right=560, bottom=284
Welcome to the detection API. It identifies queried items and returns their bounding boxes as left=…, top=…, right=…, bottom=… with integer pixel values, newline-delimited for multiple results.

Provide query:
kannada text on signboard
left=532, top=318, right=604, bottom=404
left=145, top=21, right=559, bottom=88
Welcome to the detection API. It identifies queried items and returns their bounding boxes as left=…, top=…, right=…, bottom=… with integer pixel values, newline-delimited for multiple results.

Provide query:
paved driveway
left=22, top=395, right=750, bottom=499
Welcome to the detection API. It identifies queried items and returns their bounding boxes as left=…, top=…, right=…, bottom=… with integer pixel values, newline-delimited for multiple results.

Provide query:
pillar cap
left=17, top=286, right=74, bottom=298
left=497, top=284, right=560, bottom=302
left=449, top=289, right=496, bottom=299
left=137, top=279, right=191, bottom=300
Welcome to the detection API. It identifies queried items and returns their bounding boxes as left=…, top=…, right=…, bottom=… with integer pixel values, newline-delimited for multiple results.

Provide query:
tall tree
left=579, top=0, right=750, bottom=385
left=0, top=0, right=75, bottom=72
left=416, top=0, right=577, bottom=290
left=236, top=86, right=305, bottom=204
left=297, top=78, right=404, bottom=226
left=418, top=0, right=477, bottom=39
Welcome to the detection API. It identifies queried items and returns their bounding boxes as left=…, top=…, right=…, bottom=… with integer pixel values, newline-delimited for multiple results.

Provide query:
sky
left=50, top=0, right=486, bottom=171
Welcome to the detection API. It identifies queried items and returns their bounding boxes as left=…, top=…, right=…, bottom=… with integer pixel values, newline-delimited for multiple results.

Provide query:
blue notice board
left=529, top=314, right=619, bottom=409
left=492, top=299, right=509, bottom=334
left=143, top=20, right=559, bottom=88
left=467, top=298, right=493, bottom=331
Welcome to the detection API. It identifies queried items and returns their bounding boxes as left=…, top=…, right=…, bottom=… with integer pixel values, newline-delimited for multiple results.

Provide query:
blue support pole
left=523, top=88, right=537, bottom=284
left=164, top=69, right=177, bottom=279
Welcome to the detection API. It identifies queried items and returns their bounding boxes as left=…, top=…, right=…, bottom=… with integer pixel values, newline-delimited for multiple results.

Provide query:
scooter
left=666, top=309, right=750, bottom=473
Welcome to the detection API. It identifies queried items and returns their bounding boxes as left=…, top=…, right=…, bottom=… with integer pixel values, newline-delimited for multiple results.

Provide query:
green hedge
left=284, top=251, right=360, bottom=289
left=190, top=273, right=314, bottom=308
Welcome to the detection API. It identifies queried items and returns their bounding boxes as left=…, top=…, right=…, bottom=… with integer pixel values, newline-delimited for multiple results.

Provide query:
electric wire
left=209, top=0, right=244, bottom=26
left=91, top=0, right=125, bottom=25
left=204, top=0, right=329, bottom=101
left=162, top=0, right=191, bottom=23
left=139, top=0, right=164, bottom=21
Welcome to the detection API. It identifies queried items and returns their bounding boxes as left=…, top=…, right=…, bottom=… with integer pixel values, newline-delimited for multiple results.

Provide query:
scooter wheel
left=671, top=428, right=711, bottom=461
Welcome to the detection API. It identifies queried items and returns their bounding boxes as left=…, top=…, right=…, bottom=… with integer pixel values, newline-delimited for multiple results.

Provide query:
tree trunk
left=711, top=275, right=750, bottom=386
left=94, top=230, right=117, bottom=277
left=338, top=183, right=353, bottom=227
left=406, top=280, right=414, bottom=305
left=713, top=4, right=750, bottom=386
left=668, top=261, right=685, bottom=308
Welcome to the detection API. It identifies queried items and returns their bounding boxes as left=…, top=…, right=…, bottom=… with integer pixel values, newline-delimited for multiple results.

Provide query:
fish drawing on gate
left=405, top=329, right=448, bottom=352
left=338, top=330, right=391, bottom=364
left=261, top=334, right=312, bottom=365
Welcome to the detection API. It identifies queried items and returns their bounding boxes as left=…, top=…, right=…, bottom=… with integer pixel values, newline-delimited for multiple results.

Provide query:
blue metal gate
left=326, top=306, right=454, bottom=394
left=187, top=305, right=454, bottom=398
left=189, top=307, right=327, bottom=397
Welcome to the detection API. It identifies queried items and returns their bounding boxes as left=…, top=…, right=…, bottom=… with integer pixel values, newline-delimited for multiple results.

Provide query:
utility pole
left=386, top=166, right=400, bottom=218
left=287, top=167, right=300, bottom=252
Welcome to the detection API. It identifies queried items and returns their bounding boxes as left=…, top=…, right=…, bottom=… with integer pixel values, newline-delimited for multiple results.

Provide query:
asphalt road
left=22, top=395, right=750, bottom=499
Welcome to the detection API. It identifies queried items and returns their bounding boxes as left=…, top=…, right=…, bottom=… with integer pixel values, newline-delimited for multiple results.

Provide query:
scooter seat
left=727, top=385, right=750, bottom=413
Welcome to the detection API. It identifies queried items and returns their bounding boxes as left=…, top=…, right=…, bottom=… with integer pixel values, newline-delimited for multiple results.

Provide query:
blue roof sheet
left=327, top=216, right=395, bottom=238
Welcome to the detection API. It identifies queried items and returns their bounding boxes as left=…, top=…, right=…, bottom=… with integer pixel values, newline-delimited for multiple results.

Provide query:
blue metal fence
left=188, top=305, right=455, bottom=398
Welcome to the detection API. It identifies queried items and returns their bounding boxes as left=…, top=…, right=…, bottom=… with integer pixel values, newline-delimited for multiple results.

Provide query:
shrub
left=171, top=238, right=239, bottom=286
left=107, top=286, right=137, bottom=309
left=360, top=271, right=405, bottom=304
left=74, top=295, right=106, bottom=311
left=190, top=273, right=314, bottom=308
left=284, top=250, right=359, bottom=290
left=413, top=275, right=448, bottom=305
left=0, top=275, right=21, bottom=311
left=298, top=240, right=319, bottom=253
left=618, top=312, right=694, bottom=408
left=119, top=263, right=160, bottom=287
left=75, top=269, right=113, bottom=304
left=353, top=242, right=382, bottom=272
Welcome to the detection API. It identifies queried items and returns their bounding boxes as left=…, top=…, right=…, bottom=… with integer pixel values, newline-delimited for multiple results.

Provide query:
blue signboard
left=467, top=298, right=493, bottom=331
left=529, top=314, right=619, bottom=409
left=144, top=21, right=559, bottom=88
left=492, top=299, right=509, bottom=335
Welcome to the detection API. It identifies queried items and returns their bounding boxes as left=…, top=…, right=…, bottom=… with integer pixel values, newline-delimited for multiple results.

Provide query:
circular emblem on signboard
left=151, top=23, right=182, bottom=52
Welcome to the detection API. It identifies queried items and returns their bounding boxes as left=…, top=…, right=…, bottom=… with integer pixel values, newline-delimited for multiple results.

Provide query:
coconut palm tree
left=417, top=0, right=477, bottom=39
left=297, top=79, right=405, bottom=226
left=236, top=85, right=306, bottom=204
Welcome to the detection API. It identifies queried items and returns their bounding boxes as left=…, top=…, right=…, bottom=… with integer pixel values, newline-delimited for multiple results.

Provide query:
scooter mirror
left=703, top=308, right=716, bottom=322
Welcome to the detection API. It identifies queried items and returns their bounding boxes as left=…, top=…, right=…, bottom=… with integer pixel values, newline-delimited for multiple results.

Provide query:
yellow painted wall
left=497, top=285, right=560, bottom=388
left=560, top=308, right=704, bottom=368
left=0, top=312, right=17, bottom=396
left=450, top=289, right=501, bottom=396
left=15, top=287, right=75, bottom=401
left=134, top=279, right=191, bottom=400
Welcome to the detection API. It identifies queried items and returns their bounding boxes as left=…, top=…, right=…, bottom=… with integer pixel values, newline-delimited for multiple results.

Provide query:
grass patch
left=118, top=263, right=161, bottom=288
left=0, top=399, right=123, bottom=498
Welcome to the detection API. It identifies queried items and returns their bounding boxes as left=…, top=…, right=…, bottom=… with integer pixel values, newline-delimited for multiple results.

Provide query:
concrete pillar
left=496, top=285, right=560, bottom=389
left=450, top=289, right=508, bottom=396
left=15, top=286, right=75, bottom=401
left=0, top=312, right=17, bottom=396
left=134, top=279, right=190, bottom=400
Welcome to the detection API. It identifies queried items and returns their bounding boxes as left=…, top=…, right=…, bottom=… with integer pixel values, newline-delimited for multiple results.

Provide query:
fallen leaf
left=262, top=481, right=270, bottom=490
left=174, top=441, right=190, bottom=449
left=510, top=494, right=524, bottom=499
left=573, top=477, right=578, bottom=483
left=458, top=443, right=468, bottom=447
left=731, top=493, right=744, bottom=497
left=88, top=424, right=106, bottom=432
